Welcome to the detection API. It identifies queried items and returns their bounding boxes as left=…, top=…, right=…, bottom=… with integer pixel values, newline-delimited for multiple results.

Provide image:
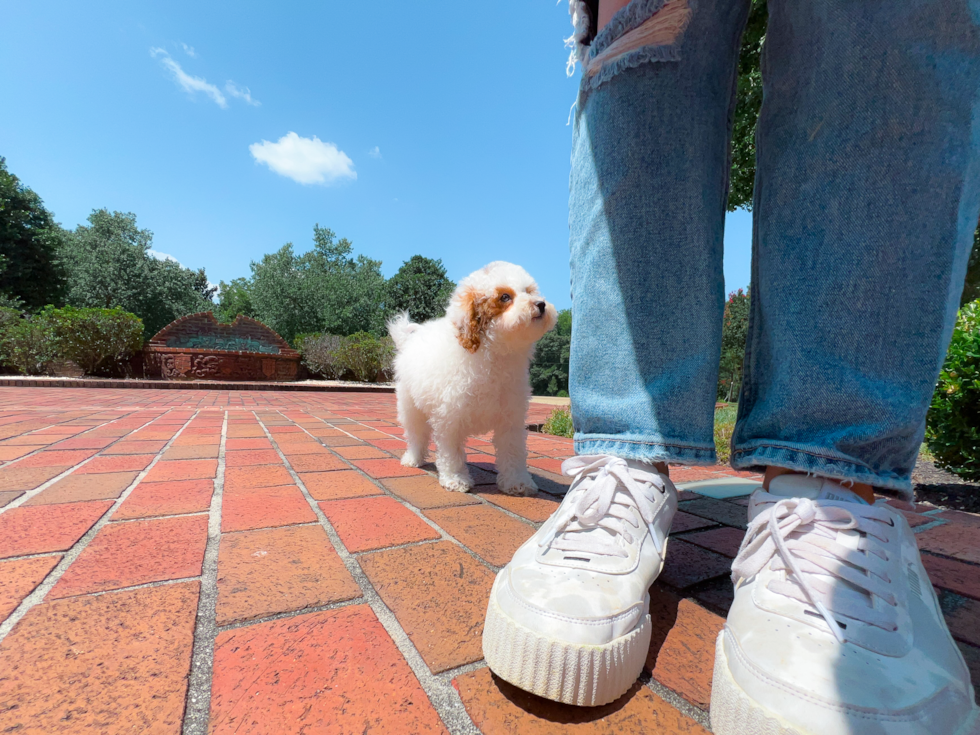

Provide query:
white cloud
left=181, top=42, right=196, bottom=57
left=151, top=47, right=226, bottom=108
left=249, top=132, right=356, bottom=185
left=368, top=146, right=382, bottom=159
left=225, top=81, right=260, bottom=106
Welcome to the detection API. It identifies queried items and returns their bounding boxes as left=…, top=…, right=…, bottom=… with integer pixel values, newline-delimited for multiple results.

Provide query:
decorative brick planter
left=144, top=313, right=301, bottom=382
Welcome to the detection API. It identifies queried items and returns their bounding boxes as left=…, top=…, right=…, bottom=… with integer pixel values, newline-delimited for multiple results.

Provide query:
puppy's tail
left=387, top=312, right=419, bottom=350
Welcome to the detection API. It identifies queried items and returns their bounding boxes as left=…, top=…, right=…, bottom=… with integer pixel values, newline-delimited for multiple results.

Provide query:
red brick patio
left=0, top=387, right=976, bottom=734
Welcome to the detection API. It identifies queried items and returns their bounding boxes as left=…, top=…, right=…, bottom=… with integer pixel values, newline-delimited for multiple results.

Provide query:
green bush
left=300, top=333, right=344, bottom=379
left=43, top=306, right=143, bottom=375
left=0, top=313, right=57, bottom=375
left=0, top=306, right=20, bottom=332
left=543, top=407, right=574, bottom=438
left=926, top=300, right=980, bottom=479
left=335, top=332, right=395, bottom=383
left=299, top=332, right=394, bottom=382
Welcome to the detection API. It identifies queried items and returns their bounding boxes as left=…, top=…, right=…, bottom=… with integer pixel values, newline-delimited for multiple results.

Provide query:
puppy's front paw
left=440, top=475, right=473, bottom=493
left=497, top=474, right=539, bottom=497
left=400, top=452, right=426, bottom=468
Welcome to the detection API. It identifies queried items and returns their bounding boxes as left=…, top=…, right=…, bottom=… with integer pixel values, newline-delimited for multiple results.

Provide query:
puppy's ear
left=451, top=287, right=488, bottom=352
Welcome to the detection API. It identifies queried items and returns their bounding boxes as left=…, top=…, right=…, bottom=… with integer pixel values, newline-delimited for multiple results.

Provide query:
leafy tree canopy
left=59, top=209, right=215, bottom=336
left=0, top=157, right=66, bottom=310
left=719, top=288, right=750, bottom=401
left=530, top=308, right=572, bottom=397
left=247, top=225, right=385, bottom=343
left=215, top=277, right=256, bottom=323
left=728, top=0, right=766, bottom=212
left=385, top=255, right=455, bottom=323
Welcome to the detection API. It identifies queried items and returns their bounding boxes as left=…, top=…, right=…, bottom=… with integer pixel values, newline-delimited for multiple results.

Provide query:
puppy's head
left=447, top=261, right=558, bottom=353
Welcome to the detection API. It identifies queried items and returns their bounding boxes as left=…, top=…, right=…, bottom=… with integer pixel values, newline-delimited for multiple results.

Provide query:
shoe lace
left=732, top=496, right=899, bottom=643
left=538, top=455, right=666, bottom=559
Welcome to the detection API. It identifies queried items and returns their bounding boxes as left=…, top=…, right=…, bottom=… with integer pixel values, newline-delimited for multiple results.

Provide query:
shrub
left=0, top=313, right=57, bottom=375
left=300, top=333, right=344, bottom=379
left=926, top=300, right=980, bottom=479
left=335, top=332, right=395, bottom=383
left=43, top=306, right=143, bottom=376
left=543, top=407, right=574, bottom=438
left=299, top=332, right=394, bottom=382
left=0, top=306, right=20, bottom=332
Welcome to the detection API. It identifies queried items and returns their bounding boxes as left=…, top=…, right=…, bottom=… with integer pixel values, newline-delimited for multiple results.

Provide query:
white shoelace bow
left=732, top=496, right=899, bottom=643
left=540, top=455, right=666, bottom=558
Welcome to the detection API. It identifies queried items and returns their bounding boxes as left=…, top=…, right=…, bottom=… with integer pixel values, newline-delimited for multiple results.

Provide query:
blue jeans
left=567, top=0, right=980, bottom=495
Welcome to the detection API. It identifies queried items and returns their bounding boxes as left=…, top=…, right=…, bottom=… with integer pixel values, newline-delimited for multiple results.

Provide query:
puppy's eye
left=499, top=293, right=512, bottom=303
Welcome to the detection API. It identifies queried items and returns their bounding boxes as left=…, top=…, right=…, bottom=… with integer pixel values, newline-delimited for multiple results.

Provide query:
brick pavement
left=0, top=386, right=977, bottom=734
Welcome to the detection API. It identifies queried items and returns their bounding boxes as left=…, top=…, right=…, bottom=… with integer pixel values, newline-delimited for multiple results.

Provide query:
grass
left=542, top=403, right=940, bottom=470
left=714, top=403, right=738, bottom=464
left=541, top=403, right=740, bottom=462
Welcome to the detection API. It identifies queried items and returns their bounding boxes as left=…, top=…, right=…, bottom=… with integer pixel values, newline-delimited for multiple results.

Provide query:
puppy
left=388, top=261, right=558, bottom=495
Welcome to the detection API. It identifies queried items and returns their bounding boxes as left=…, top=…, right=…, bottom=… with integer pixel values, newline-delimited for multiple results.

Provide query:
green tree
left=727, top=0, right=767, bottom=211
left=59, top=209, right=215, bottom=337
left=385, top=255, right=455, bottom=323
left=216, top=277, right=256, bottom=323
left=0, top=157, right=66, bottom=309
left=530, top=308, right=572, bottom=397
left=248, top=226, right=385, bottom=343
left=719, top=289, right=751, bottom=401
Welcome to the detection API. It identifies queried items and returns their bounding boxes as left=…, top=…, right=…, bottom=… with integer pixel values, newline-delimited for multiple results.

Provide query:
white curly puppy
left=388, top=262, right=558, bottom=496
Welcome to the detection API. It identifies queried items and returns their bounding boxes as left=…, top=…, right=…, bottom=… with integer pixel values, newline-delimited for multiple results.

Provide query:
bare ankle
left=763, top=466, right=876, bottom=504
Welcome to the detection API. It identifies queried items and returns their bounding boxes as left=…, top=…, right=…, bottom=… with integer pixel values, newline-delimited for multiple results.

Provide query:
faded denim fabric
left=568, top=0, right=980, bottom=494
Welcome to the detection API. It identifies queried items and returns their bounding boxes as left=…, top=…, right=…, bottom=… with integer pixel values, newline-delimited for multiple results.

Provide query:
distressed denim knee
left=567, top=0, right=693, bottom=91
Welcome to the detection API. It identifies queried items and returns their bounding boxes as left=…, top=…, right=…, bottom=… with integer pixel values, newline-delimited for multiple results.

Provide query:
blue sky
left=0, top=0, right=752, bottom=310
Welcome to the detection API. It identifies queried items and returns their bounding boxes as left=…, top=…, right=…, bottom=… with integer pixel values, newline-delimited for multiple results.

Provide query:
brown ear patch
left=456, top=287, right=516, bottom=352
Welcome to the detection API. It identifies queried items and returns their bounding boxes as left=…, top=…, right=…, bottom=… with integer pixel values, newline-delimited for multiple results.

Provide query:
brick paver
left=114, top=478, right=214, bottom=519
left=210, top=606, right=448, bottom=734
left=0, top=555, right=60, bottom=619
left=50, top=515, right=208, bottom=598
left=216, top=525, right=359, bottom=625
left=360, top=540, right=496, bottom=672
left=0, top=581, right=199, bottom=734
left=321, top=495, right=441, bottom=552
left=0, top=385, right=975, bottom=734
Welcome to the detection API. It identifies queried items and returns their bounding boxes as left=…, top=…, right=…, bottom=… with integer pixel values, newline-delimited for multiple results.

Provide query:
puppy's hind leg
left=432, top=423, right=473, bottom=492
left=493, top=420, right=538, bottom=497
left=397, top=391, right=431, bottom=468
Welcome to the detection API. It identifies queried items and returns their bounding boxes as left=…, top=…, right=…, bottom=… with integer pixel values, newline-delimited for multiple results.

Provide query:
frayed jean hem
left=574, top=435, right=718, bottom=465
left=730, top=443, right=913, bottom=498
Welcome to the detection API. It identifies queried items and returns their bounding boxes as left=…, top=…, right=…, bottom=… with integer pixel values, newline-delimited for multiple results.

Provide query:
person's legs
left=714, top=1, right=980, bottom=732
left=568, top=0, right=748, bottom=466
left=731, top=0, right=980, bottom=497
left=482, top=0, right=751, bottom=707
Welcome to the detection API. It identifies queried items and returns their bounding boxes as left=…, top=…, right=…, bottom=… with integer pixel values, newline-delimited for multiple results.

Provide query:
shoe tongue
left=767, top=474, right=869, bottom=505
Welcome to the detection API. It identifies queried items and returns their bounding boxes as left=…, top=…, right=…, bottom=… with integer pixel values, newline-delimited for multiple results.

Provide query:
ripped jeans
left=566, top=0, right=980, bottom=495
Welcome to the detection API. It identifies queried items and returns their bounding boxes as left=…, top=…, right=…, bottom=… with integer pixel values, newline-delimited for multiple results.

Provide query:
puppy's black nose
left=535, top=301, right=546, bottom=316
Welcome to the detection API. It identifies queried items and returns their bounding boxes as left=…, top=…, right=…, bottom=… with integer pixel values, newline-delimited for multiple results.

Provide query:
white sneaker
left=482, top=454, right=677, bottom=706
left=711, top=474, right=980, bottom=735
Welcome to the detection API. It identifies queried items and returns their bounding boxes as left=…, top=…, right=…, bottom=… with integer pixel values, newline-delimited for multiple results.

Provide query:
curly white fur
left=389, top=262, right=558, bottom=496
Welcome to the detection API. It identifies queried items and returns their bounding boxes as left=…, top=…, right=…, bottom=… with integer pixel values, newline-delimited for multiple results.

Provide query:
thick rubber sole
left=710, top=632, right=980, bottom=735
left=482, top=586, right=652, bottom=707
